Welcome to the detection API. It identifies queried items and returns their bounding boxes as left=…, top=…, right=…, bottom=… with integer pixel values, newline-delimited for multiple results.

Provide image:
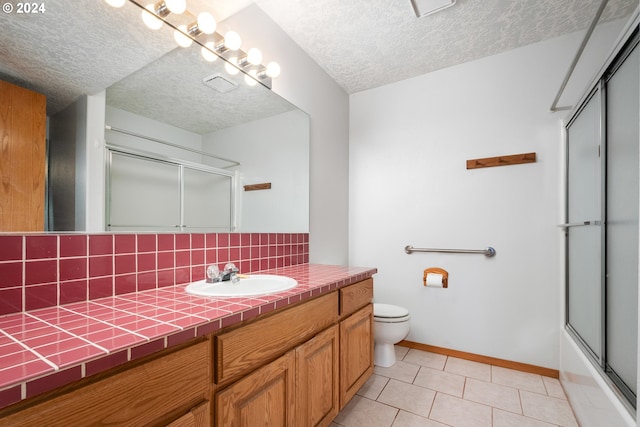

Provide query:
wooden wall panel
left=0, top=80, right=46, bottom=231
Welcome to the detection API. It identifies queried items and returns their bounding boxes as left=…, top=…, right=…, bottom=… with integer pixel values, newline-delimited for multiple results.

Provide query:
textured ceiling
left=1, top=0, right=637, bottom=123
left=255, top=0, right=638, bottom=93
left=0, top=0, right=292, bottom=134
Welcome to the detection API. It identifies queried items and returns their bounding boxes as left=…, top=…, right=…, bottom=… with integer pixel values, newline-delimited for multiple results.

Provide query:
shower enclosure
left=564, top=29, right=639, bottom=409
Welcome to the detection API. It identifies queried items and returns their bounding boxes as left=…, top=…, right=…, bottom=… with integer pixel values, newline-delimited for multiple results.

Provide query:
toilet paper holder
left=423, top=267, right=449, bottom=288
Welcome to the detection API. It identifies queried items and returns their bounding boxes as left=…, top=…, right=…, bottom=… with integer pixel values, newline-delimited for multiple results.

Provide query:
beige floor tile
left=396, top=345, right=410, bottom=361
left=463, top=377, right=522, bottom=414
left=429, top=392, right=492, bottom=427
left=403, top=349, right=447, bottom=370
left=492, top=366, right=547, bottom=394
left=520, top=390, right=579, bottom=427
left=391, top=410, right=449, bottom=427
left=358, top=374, right=390, bottom=400
left=375, top=360, right=421, bottom=384
left=413, top=366, right=465, bottom=397
left=444, top=357, right=491, bottom=381
left=333, top=395, right=398, bottom=427
left=377, top=379, right=436, bottom=418
left=542, top=376, right=566, bottom=399
left=493, top=408, right=558, bottom=427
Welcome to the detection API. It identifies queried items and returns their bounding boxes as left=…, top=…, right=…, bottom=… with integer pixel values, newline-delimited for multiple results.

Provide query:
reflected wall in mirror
left=0, top=0, right=309, bottom=233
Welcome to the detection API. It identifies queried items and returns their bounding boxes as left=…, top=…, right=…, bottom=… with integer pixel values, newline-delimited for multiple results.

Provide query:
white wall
left=202, top=109, right=310, bottom=232
left=105, top=106, right=203, bottom=162
left=349, top=22, right=626, bottom=370
left=222, top=5, right=350, bottom=263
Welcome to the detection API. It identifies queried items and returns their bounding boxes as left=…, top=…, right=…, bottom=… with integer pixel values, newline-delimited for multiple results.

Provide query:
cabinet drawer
left=339, top=278, right=373, bottom=319
left=0, top=340, right=211, bottom=427
left=215, top=292, right=338, bottom=386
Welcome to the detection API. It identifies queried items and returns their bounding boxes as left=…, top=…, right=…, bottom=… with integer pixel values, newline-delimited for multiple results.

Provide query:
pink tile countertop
left=0, top=264, right=376, bottom=410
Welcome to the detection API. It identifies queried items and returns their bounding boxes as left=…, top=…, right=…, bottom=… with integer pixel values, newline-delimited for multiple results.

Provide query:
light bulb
left=141, top=4, right=163, bottom=30
left=174, top=25, right=193, bottom=48
left=246, top=48, right=263, bottom=66
left=265, top=62, right=281, bottom=78
left=244, top=70, right=258, bottom=87
left=164, top=0, right=186, bottom=14
left=197, top=12, right=216, bottom=34
left=224, top=31, right=242, bottom=51
left=201, top=42, right=218, bottom=62
left=105, top=0, right=126, bottom=7
left=225, top=57, right=240, bottom=75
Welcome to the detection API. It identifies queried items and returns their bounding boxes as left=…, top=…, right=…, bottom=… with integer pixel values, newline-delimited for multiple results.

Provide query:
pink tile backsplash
left=0, top=233, right=309, bottom=315
left=59, top=235, right=87, bottom=258
left=25, top=235, right=57, bottom=259
left=0, top=236, right=22, bottom=261
left=89, top=234, right=113, bottom=256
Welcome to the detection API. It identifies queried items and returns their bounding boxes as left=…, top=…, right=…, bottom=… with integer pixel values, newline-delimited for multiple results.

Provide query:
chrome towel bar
left=404, top=245, right=496, bottom=257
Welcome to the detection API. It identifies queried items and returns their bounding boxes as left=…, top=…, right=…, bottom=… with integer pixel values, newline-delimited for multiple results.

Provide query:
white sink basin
left=185, top=274, right=298, bottom=297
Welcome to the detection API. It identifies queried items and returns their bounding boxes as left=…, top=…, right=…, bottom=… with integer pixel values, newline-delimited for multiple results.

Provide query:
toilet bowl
left=373, top=303, right=410, bottom=367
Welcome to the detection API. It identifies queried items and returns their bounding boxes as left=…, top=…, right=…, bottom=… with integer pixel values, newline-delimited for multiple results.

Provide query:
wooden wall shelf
left=466, top=152, right=536, bottom=170
left=244, top=183, right=272, bottom=191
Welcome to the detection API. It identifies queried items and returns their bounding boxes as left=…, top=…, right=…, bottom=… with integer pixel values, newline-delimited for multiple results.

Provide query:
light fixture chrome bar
left=105, top=125, right=240, bottom=167
left=550, top=0, right=609, bottom=112
left=404, top=245, right=496, bottom=257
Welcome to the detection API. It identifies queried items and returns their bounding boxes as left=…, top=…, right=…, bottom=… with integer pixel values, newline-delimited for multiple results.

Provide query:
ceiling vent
left=202, top=73, right=238, bottom=93
left=410, top=0, right=455, bottom=17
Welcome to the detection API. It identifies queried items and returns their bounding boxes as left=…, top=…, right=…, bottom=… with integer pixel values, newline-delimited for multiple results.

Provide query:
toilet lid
left=374, top=303, right=409, bottom=318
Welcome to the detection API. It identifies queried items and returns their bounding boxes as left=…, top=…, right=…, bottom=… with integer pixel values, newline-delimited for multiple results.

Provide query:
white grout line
left=24, top=312, right=110, bottom=354
left=0, top=328, right=58, bottom=371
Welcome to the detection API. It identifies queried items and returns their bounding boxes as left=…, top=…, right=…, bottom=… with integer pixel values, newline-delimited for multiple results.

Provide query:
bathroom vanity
left=0, top=270, right=374, bottom=427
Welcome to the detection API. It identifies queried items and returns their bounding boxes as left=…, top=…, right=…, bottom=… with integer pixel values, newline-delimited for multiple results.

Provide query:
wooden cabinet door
left=0, top=80, right=46, bottom=231
left=216, top=351, right=295, bottom=427
left=166, top=401, right=211, bottom=427
left=339, top=304, right=373, bottom=409
left=295, top=325, right=339, bottom=427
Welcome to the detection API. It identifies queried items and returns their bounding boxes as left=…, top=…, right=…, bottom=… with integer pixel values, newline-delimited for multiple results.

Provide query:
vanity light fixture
left=107, top=0, right=281, bottom=86
left=138, top=0, right=186, bottom=30
left=201, top=42, right=218, bottom=62
left=163, top=0, right=186, bottom=14
left=409, top=0, right=455, bottom=17
left=179, top=11, right=217, bottom=39
left=257, top=62, right=281, bottom=79
left=238, top=47, right=263, bottom=67
left=224, top=57, right=240, bottom=76
left=141, top=4, right=164, bottom=30
left=214, top=30, right=242, bottom=53
left=105, top=0, right=126, bottom=7
left=173, top=25, right=193, bottom=47
left=244, top=70, right=259, bottom=87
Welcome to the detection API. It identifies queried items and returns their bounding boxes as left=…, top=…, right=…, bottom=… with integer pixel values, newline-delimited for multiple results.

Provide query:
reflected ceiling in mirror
left=0, top=0, right=310, bottom=233
left=106, top=39, right=295, bottom=134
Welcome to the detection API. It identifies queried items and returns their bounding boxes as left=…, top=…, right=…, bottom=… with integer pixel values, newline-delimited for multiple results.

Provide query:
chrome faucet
left=205, top=264, right=221, bottom=283
left=205, top=263, right=239, bottom=283
left=223, top=262, right=240, bottom=283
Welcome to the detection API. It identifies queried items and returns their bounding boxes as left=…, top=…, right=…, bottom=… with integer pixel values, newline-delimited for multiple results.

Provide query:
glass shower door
left=565, top=88, right=603, bottom=361
left=604, top=42, right=639, bottom=397
left=108, top=152, right=181, bottom=231
left=183, top=166, right=233, bottom=232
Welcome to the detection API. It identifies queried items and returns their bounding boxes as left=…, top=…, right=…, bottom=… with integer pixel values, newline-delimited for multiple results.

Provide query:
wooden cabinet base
left=295, top=325, right=339, bottom=427
left=0, top=340, right=211, bottom=427
left=216, top=351, right=296, bottom=427
left=339, top=304, right=374, bottom=409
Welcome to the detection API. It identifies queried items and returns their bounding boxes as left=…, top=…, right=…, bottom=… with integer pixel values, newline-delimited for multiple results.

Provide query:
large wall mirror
left=0, top=0, right=309, bottom=233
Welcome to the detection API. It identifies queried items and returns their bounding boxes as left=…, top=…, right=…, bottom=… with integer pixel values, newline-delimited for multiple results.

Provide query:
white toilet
left=373, top=303, right=410, bottom=367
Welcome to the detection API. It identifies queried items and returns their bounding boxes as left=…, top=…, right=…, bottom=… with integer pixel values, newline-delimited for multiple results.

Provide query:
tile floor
left=332, top=346, right=579, bottom=427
